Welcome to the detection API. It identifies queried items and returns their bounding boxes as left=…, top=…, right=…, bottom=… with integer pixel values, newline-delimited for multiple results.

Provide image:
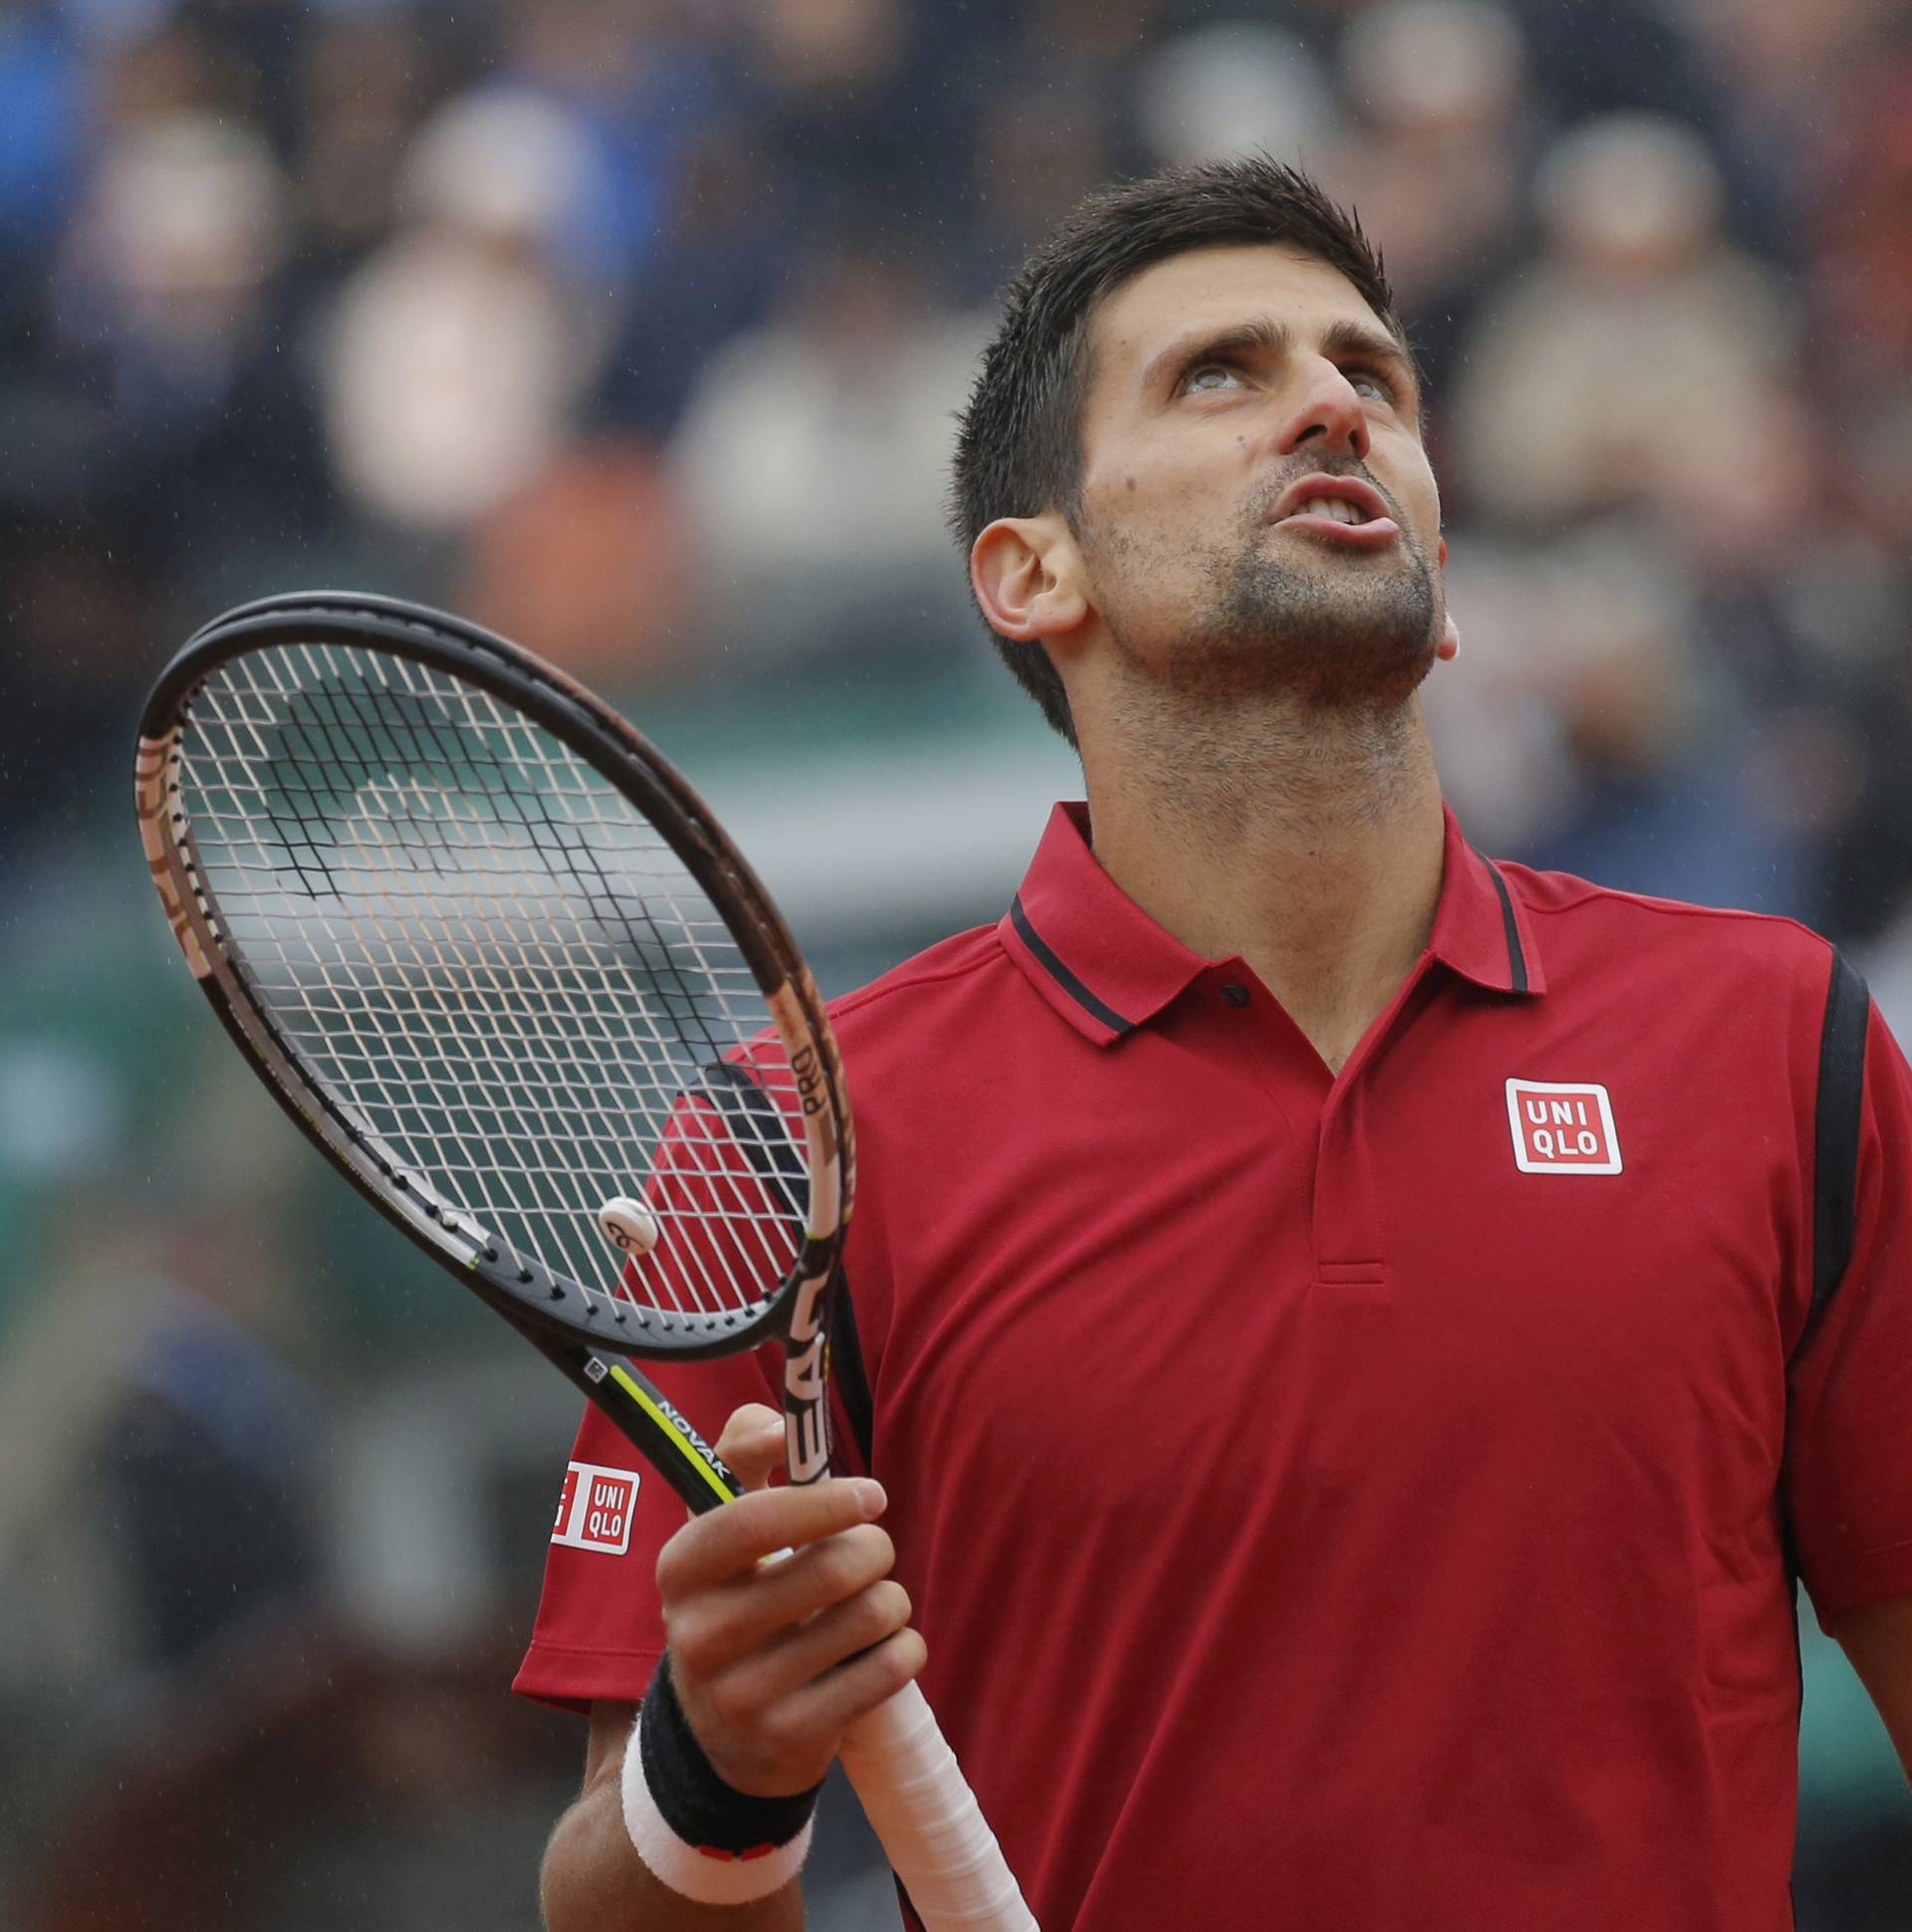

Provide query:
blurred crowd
left=4, top=0, right=1912, bottom=1925
left=0, top=0, right=1910, bottom=964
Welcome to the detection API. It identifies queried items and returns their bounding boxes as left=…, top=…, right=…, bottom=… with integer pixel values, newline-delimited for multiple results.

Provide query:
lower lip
left=1274, top=512, right=1401, bottom=548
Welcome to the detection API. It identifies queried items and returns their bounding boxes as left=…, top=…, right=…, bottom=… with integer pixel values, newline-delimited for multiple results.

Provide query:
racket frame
left=133, top=591, right=853, bottom=1512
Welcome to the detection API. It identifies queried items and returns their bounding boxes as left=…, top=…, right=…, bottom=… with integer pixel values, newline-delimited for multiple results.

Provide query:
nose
left=1274, top=358, right=1371, bottom=462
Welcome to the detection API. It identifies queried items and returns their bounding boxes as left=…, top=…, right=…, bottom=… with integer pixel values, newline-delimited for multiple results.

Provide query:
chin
left=1298, top=642, right=1440, bottom=713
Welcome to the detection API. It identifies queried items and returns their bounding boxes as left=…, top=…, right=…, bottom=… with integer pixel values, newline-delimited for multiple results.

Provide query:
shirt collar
left=997, top=800, right=1545, bottom=1048
left=1428, top=802, right=1547, bottom=1000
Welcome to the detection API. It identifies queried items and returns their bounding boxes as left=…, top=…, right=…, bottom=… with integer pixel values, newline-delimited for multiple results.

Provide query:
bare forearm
left=1833, top=1593, right=1912, bottom=1792
left=540, top=1774, right=805, bottom=1932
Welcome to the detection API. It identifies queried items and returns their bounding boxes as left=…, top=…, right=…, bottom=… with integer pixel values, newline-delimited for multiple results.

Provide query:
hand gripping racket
left=133, top=591, right=1037, bottom=1932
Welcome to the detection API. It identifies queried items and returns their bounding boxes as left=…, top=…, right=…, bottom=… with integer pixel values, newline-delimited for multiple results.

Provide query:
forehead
left=1085, top=243, right=1394, bottom=396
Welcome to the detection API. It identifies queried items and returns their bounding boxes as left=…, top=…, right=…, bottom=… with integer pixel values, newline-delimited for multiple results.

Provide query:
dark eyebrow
left=1144, top=314, right=1420, bottom=417
left=1141, top=316, right=1290, bottom=395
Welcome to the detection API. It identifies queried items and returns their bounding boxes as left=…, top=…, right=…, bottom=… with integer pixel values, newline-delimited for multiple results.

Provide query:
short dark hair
left=950, top=156, right=1407, bottom=748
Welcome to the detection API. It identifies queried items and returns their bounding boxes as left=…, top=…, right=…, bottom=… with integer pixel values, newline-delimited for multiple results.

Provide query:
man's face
left=1072, top=243, right=1450, bottom=711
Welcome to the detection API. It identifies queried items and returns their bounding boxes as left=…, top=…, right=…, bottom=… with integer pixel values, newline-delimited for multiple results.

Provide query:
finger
left=685, top=1626, right=928, bottom=1798
left=713, top=1403, right=786, bottom=1495
left=668, top=1525, right=897, bottom=1675
left=657, top=1477, right=886, bottom=1594
left=713, top=1579, right=914, bottom=1713
left=765, top=1626, right=929, bottom=1749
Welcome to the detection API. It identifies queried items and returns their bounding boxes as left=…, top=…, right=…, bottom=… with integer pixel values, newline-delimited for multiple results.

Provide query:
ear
left=1435, top=535, right=1459, bottom=663
left=970, top=513, right=1089, bottom=642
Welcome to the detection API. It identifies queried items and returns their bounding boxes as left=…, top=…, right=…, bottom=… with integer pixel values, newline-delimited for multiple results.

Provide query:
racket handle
left=836, top=1681, right=1040, bottom=1930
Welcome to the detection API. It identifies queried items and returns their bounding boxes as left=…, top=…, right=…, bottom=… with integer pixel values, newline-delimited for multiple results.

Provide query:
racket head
left=133, top=592, right=852, bottom=1372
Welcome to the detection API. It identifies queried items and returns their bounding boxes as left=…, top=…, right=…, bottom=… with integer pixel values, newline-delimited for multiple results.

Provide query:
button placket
left=1312, top=1078, right=1388, bottom=1285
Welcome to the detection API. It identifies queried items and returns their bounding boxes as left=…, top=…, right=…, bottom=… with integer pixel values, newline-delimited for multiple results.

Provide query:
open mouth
left=1269, top=474, right=1400, bottom=547
left=1287, top=495, right=1374, bottom=526
left=1274, top=505, right=1402, bottom=547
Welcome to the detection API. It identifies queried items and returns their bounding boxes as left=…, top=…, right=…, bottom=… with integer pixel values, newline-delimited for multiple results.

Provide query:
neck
left=1079, top=682, right=1446, bottom=1073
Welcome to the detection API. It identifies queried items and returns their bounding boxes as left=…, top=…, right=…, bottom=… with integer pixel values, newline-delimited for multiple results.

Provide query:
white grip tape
left=836, top=1682, right=1040, bottom=1929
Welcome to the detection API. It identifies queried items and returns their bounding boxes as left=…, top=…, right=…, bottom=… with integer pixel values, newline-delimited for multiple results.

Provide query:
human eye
left=1179, top=360, right=1250, bottom=394
left=1347, top=365, right=1398, bottom=403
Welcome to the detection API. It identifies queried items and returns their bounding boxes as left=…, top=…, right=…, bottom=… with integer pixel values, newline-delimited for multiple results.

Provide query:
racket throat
left=782, top=1263, right=833, bottom=1485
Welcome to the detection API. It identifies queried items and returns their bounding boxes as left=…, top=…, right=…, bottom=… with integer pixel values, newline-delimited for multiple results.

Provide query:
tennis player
left=526, top=159, right=1912, bottom=1931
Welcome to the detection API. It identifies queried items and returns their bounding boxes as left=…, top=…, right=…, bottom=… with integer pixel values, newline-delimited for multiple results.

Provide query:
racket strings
left=175, top=642, right=807, bottom=1322
left=219, top=652, right=797, bottom=1320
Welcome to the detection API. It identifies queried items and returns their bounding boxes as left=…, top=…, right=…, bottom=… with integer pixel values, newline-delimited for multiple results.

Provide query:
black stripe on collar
left=1009, top=893, right=1136, bottom=1037
left=1481, top=854, right=1530, bottom=994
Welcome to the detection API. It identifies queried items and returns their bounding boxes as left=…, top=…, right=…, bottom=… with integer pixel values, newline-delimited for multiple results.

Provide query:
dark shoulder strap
left=1809, top=948, right=1871, bottom=1328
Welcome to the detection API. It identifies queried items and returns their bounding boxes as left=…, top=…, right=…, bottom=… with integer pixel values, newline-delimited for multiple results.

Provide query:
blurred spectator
left=953, top=81, right=1122, bottom=302
left=497, top=0, right=733, bottom=286
left=590, top=119, right=792, bottom=440
left=1680, top=0, right=1897, bottom=259
left=0, top=1181, right=320, bottom=1687
left=1507, top=523, right=1807, bottom=914
left=287, top=15, right=446, bottom=299
left=738, top=0, right=948, bottom=234
left=53, top=111, right=284, bottom=385
left=1428, top=520, right=1807, bottom=915
left=1449, top=113, right=1796, bottom=528
left=459, top=439, right=693, bottom=684
left=1516, top=0, right=1726, bottom=135
left=1418, top=533, right=1575, bottom=852
left=99, top=1222, right=324, bottom=1669
left=1030, top=0, right=1165, bottom=159
left=669, top=238, right=986, bottom=676
left=0, top=5, right=84, bottom=275
left=1332, top=0, right=1533, bottom=396
left=321, top=87, right=608, bottom=534
left=1136, top=22, right=1338, bottom=174
left=0, top=104, right=328, bottom=840
left=1809, top=64, right=1912, bottom=378
left=1812, top=636, right=1912, bottom=947
left=36, top=110, right=326, bottom=555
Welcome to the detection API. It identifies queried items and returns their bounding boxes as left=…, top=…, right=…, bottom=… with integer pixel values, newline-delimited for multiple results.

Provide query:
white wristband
left=620, top=1706, right=816, bottom=1906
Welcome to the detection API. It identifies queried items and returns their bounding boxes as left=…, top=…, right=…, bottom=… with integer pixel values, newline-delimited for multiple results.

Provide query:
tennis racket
left=133, top=591, right=1037, bottom=1932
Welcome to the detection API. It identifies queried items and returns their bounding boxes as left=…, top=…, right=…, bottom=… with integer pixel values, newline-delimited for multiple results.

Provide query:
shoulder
left=1498, top=856, right=1841, bottom=1004
left=817, top=920, right=1060, bottom=1119
left=825, top=922, right=1018, bottom=1037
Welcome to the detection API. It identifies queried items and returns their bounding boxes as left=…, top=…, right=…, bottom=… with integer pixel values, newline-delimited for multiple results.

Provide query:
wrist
left=620, top=1652, right=823, bottom=1906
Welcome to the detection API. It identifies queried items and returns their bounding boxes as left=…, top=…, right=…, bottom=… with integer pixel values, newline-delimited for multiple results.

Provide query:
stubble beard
left=1098, top=506, right=1443, bottom=716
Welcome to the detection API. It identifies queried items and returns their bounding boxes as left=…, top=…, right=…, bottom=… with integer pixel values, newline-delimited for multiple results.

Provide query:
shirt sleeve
left=1786, top=997, right=1912, bottom=1630
left=511, top=1345, right=779, bottom=1713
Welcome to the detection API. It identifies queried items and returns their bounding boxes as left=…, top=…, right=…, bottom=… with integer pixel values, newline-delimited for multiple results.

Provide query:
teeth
left=1296, top=495, right=1366, bottom=524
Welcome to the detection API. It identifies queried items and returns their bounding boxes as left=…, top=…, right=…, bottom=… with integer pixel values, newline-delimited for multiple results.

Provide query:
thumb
left=713, top=1402, right=787, bottom=1495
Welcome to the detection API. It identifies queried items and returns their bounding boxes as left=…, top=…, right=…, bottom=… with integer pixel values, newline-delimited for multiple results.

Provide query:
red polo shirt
left=517, top=801, right=1912, bottom=1932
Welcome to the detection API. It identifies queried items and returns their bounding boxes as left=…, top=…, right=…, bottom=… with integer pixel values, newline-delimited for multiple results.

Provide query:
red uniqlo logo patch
left=1505, top=1080, right=1622, bottom=1174
left=551, top=1461, right=638, bottom=1554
